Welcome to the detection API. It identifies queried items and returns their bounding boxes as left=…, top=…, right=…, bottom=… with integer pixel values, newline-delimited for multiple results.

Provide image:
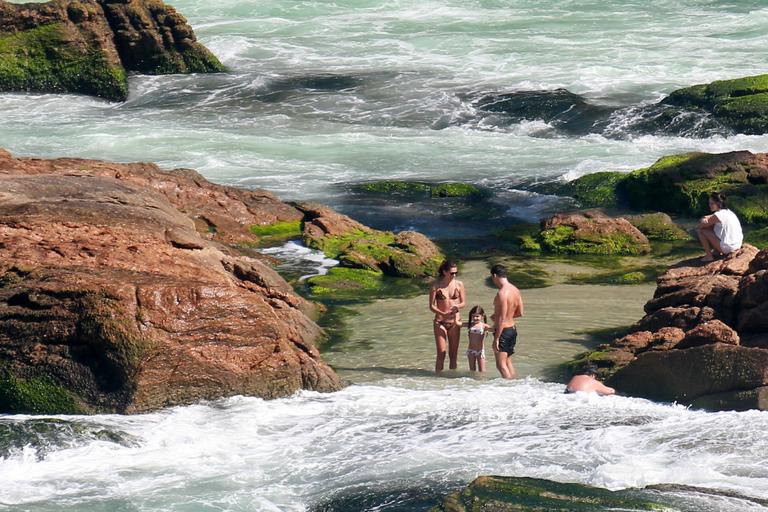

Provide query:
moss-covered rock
left=538, top=212, right=651, bottom=256
left=0, top=372, right=82, bottom=414
left=351, top=180, right=491, bottom=200
left=298, top=203, right=443, bottom=279
left=249, top=220, right=302, bottom=240
left=431, top=476, right=664, bottom=512
left=0, top=0, right=224, bottom=101
left=0, top=22, right=127, bottom=101
left=535, top=171, right=626, bottom=208
left=626, top=212, right=690, bottom=241
left=746, top=226, right=768, bottom=249
left=663, top=74, right=768, bottom=134
left=618, top=151, right=768, bottom=222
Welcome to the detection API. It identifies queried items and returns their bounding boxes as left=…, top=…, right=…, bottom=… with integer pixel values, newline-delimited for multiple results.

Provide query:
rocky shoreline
left=0, top=148, right=445, bottom=414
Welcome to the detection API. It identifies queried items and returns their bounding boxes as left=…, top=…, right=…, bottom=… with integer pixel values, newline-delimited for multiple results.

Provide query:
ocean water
left=3, top=0, right=768, bottom=204
left=3, top=1, right=768, bottom=510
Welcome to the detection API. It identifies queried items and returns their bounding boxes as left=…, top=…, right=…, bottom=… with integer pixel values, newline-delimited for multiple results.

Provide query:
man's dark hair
left=576, top=363, right=598, bottom=376
left=490, top=264, right=507, bottom=278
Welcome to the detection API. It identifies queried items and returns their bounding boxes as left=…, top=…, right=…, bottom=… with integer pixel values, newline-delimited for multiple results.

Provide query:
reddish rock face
left=0, top=151, right=303, bottom=246
left=0, top=150, right=342, bottom=414
left=676, top=320, right=740, bottom=350
left=580, top=243, right=768, bottom=410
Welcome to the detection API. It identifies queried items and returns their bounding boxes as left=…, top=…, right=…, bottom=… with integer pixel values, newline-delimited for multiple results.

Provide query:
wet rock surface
left=0, top=149, right=342, bottom=414
left=572, top=244, right=768, bottom=411
left=0, top=0, right=224, bottom=101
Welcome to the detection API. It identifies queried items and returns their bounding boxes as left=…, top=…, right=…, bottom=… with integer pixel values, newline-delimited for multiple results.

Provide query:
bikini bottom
left=466, top=348, right=485, bottom=359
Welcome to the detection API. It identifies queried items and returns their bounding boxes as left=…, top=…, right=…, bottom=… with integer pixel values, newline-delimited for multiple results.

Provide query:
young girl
left=463, top=305, right=492, bottom=372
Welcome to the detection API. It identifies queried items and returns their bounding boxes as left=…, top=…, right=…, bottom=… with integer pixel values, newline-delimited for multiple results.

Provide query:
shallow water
left=325, top=260, right=652, bottom=381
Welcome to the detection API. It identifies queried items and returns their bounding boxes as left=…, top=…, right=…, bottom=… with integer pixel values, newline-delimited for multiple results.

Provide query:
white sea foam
left=2, top=380, right=768, bottom=510
left=260, top=241, right=338, bottom=280
left=4, top=4, right=768, bottom=507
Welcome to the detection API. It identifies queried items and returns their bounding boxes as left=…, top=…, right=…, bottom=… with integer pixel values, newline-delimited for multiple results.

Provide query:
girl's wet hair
left=468, top=305, right=487, bottom=324
left=709, top=192, right=727, bottom=209
left=438, top=259, right=458, bottom=276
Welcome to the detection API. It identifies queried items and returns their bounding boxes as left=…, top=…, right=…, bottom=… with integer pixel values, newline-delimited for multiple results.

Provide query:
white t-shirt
left=714, top=208, right=743, bottom=253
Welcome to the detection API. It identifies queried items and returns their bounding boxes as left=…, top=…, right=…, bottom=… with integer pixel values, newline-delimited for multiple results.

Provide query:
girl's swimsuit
left=467, top=324, right=486, bottom=359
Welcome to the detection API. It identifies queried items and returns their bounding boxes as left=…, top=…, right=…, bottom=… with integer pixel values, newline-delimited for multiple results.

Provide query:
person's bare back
left=565, top=364, right=615, bottom=395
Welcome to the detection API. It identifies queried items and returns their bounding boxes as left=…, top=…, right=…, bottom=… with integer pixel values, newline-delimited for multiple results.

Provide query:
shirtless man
left=490, top=264, right=523, bottom=379
left=565, top=363, right=615, bottom=395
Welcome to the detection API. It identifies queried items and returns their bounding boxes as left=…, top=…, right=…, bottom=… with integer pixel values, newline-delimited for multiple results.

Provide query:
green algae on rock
left=249, top=220, right=302, bottom=240
left=0, top=21, right=128, bottom=101
left=430, top=476, right=664, bottom=512
left=617, top=151, right=768, bottom=219
left=0, top=0, right=224, bottom=102
left=532, top=171, right=626, bottom=208
left=350, top=180, right=491, bottom=200
left=297, top=202, right=443, bottom=279
left=538, top=211, right=650, bottom=256
left=663, top=73, right=768, bottom=134
left=626, top=212, right=690, bottom=241
left=0, top=373, right=82, bottom=415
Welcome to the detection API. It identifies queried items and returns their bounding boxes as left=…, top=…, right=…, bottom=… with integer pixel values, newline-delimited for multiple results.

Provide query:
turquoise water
left=3, top=2, right=768, bottom=510
left=2, top=1, right=768, bottom=202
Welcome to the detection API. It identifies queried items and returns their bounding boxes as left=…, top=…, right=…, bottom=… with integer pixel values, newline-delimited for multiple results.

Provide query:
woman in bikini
left=429, top=259, right=466, bottom=373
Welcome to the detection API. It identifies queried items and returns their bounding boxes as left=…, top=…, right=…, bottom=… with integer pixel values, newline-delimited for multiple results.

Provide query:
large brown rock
left=572, top=242, right=768, bottom=411
left=296, top=202, right=442, bottom=278
left=608, top=344, right=768, bottom=404
left=633, top=305, right=715, bottom=332
left=539, top=210, right=650, bottom=255
left=0, top=0, right=224, bottom=101
left=0, top=150, right=302, bottom=246
left=0, top=150, right=342, bottom=414
left=676, top=320, right=740, bottom=350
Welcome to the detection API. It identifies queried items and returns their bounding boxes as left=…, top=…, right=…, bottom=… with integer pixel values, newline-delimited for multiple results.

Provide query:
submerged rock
left=0, top=0, right=224, bottom=101
left=0, top=149, right=342, bottom=414
left=432, top=476, right=768, bottom=512
left=430, top=476, right=663, bottom=512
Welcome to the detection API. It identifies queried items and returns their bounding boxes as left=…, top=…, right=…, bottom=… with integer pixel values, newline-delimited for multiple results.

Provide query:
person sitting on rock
left=565, top=363, right=615, bottom=395
left=697, top=192, right=743, bottom=262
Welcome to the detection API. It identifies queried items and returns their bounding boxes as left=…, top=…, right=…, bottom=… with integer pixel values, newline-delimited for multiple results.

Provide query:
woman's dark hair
left=468, top=305, right=487, bottom=324
left=438, top=259, right=458, bottom=277
left=709, top=192, right=727, bottom=209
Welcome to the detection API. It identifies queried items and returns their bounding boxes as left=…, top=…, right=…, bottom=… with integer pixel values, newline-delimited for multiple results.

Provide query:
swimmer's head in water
left=576, top=363, right=599, bottom=376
